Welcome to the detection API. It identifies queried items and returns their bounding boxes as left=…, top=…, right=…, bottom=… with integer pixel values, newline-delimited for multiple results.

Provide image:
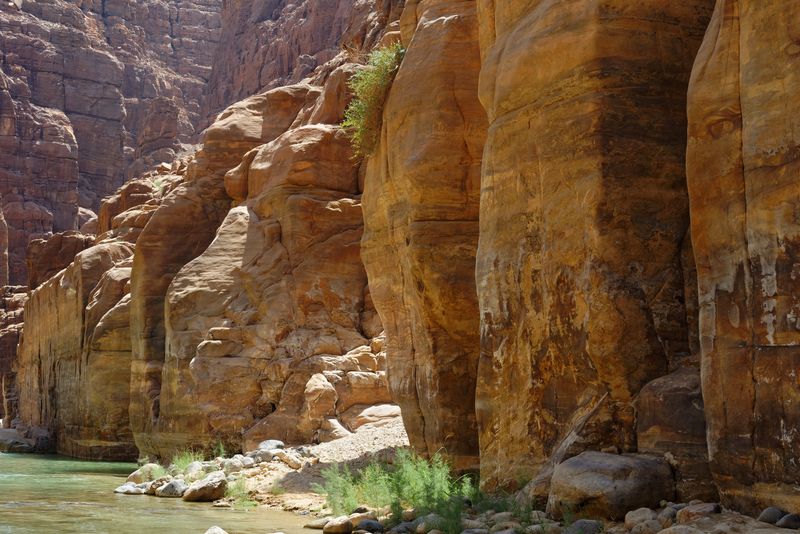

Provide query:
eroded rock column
left=687, top=0, right=800, bottom=513
left=362, top=0, right=487, bottom=469
left=476, top=0, right=713, bottom=490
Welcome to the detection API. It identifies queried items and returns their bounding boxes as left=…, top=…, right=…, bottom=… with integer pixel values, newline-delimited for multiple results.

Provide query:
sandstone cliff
left=6, top=0, right=800, bottom=522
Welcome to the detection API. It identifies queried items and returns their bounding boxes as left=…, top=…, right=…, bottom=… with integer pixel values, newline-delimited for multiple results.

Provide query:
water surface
left=0, top=453, right=308, bottom=534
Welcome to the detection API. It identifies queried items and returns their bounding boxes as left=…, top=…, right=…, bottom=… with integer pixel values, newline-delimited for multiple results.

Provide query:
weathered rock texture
left=0, top=286, right=26, bottom=427
left=362, top=0, right=487, bottom=471
left=473, top=0, right=714, bottom=490
left=0, top=0, right=222, bottom=285
left=15, top=178, right=160, bottom=458
left=204, top=0, right=404, bottom=118
left=637, top=368, right=717, bottom=502
left=687, top=0, right=800, bottom=514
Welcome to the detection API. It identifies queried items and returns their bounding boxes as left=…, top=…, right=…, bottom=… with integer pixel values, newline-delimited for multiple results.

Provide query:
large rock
left=686, top=0, right=800, bottom=514
left=474, top=0, right=714, bottom=490
left=637, top=367, right=716, bottom=502
left=546, top=451, right=675, bottom=521
left=182, top=473, right=227, bottom=502
left=362, top=0, right=487, bottom=471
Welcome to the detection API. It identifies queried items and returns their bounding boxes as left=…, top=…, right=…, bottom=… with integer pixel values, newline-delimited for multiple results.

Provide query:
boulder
left=546, top=452, right=675, bottom=520
left=182, top=472, right=227, bottom=502
left=114, top=482, right=148, bottom=495
left=323, top=516, right=354, bottom=534
left=154, top=479, right=188, bottom=498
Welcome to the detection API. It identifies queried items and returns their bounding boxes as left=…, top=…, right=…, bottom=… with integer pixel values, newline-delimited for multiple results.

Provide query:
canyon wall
left=7, top=0, right=800, bottom=520
left=0, top=0, right=221, bottom=285
left=362, top=0, right=486, bottom=471
left=687, top=0, right=800, bottom=514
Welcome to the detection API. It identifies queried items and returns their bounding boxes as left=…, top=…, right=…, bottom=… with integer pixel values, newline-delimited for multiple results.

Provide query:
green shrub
left=314, top=450, right=475, bottom=534
left=225, top=478, right=258, bottom=510
left=212, top=440, right=227, bottom=459
left=170, top=449, right=204, bottom=473
left=342, top=43, right=405, bottom=158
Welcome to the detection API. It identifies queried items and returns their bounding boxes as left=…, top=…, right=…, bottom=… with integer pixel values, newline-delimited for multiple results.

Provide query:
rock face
left=0, top=0, right=222, bottom=285
left=362, top=0, right=486, bottom=470
left=687, top=0, right=800, bottom=514
left=0, top=286, right=26, bottom=427
left=637, top=368, right=717, bottom=502
left=204, top=0, right=403, bottom=118
left=474, top=0, right=714, bottom=490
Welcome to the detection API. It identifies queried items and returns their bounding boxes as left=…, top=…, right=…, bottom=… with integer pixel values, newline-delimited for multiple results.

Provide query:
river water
left=0, top=453, right=309, bottom=534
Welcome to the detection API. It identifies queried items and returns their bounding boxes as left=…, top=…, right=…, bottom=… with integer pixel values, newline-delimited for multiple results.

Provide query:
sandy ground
left=245, top=418, right=409, bottom=513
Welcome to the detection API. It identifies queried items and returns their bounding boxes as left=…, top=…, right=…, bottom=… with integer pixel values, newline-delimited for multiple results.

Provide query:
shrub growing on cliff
left=342, top=43, right=405, bottom=158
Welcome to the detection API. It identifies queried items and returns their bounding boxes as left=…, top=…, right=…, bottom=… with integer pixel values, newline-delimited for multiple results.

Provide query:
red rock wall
left=687, top=0, right=800, bottom=514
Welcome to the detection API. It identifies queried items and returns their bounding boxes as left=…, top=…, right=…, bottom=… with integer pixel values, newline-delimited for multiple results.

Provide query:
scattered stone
left=461, top=530, right=489, bottom=534
left=305, top=519, right=332, bottom=530
left=525, top=526, right=545, bottom=534
left=182, top=472, right=227, bottom=502
left=630, top=519, right=662, bottom=534
left=323, top=516, right=354, bottom=534
left=490, top=512, right=514, bottom=524
left=563, top=520, right=602, bottom=534
left=387, top=522, right=416, bottom=534
left=462, top=519, right=486, bottom=529
left=154, top=478, right=188, bottom=498
left=274, top=449, right=303, bottom=469
left=126, top=463, right=162, bottom=483
left=212, top=500, right=231, bottom=508
left=222, top=458, right=243, bottom=474
left=258, top=439, right=285, bottom=450
left=547, top=452, right=675, bottom=520
left=246, top=449, right=274, bottom=463
left=655, top=507, right=676, bottom=528
left=401, top=509, right=417, bottom=522
left=357, top=519, right=384, bottom=532
left=114, top=482, right=147, bottom=495
left=145, top=476, right=172, bottom=495
left=757, top=507, right=787, bottom=525
left=658, top=527, right=703, bottom=534
left=775, top=513, right=800, bottom=529
left=204, top=528, right=228, bottom=534
left=676, top=503, right=721, bottom=523
left=490, top=522, right=521, bottom=533
left=240, top=456, right=255, bottom=468
left=625, top=508, right=657, bottom=529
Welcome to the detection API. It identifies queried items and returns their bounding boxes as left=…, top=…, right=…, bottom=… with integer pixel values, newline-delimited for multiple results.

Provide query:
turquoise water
left=0, top=453, right=308, bottom=534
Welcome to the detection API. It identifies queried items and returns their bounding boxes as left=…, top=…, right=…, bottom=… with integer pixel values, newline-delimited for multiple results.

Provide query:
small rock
left=462, top=519, right=486, bottom=530
left=274, top=449, right=303, bottom=469
left=240, top=456, right=255, bottom=468
left=625, top=507, right=657, bottom=529
left=155, top=479, right=188, bottom=498
left=529, top=511, right=548, bottom=523
left=490, top=512, right=514, bottom=524
left=204, top=528, right=229, bottom=534
left=258, top=439, right=285, bottom=450
left=387, top=522, right=416, bottom=534
left=126, top=463, right=162, bottom=483
left=358, top=519, right=385, bottom=532
left=212, top=500, right=231, bottom=508
left=658, top=506, right=677, bottom=527
left=563, top=519, right=602, bottom=534
left=676, top=503, right=721, bottom=523
left=525, top=526, right=545, bottom=534
left=757, top=506, right=787, bottom=525
left=630, top=519, right=662, bottom=534
left=776, top=513, right=800, bottom=529
left=657, top=527, right=703, bottom=534
left=113, top=482, right=147, bottom=495
left=543, top=526, right=562, bottom=534
left=323, top=516, right=354, bottom=534
left=461, top=530, right=489, bottom=534
left=145, top=476, right=172, bottom=495
left=491, top=522, right=521, bottom=533
left=401, top=509, right=416, bottom=522
left=305, top=518, right=333, bottom=530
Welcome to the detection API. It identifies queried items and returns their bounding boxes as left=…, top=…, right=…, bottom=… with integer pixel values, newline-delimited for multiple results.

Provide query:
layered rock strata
left=0, top=0, right=222, bottom=285
left=362, top=0, right=487, bottom=470
left=687, top=0, right=800, bottom=514
left=474, top=0, right=714, bottom=490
